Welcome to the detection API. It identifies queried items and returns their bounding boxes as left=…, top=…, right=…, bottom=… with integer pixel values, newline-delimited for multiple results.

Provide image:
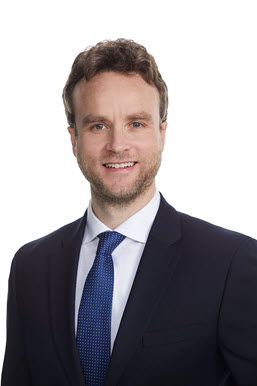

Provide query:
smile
left=103, top=162, right=137, bottom=169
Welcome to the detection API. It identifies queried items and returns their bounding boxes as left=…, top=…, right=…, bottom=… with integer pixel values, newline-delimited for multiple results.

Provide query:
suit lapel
left=106, top=196, right=182, bottom=386
left=49, top=214, right=87, bottom=386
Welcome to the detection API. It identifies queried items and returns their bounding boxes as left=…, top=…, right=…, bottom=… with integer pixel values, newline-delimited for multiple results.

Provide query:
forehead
left=72, top=71, right=160, bottom=117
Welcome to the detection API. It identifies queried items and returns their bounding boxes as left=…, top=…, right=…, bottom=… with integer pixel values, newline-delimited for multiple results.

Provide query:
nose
left=105, top=127, right=130, bottom=153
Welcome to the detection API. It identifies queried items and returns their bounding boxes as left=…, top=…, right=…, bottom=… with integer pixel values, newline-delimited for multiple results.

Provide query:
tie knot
left=97, top=231, right=125, bottom=256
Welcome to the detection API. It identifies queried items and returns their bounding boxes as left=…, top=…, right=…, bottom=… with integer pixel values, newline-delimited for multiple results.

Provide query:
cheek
left=77, top=137, right=100, bottom=156
left=138, top=135, right=163, bottom=153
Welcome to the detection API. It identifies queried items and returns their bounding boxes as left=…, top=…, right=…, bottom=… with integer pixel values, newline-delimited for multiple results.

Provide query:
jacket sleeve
left=219, top=237, right=257, bottom=386
left=1, top=255, right=32, bottom=386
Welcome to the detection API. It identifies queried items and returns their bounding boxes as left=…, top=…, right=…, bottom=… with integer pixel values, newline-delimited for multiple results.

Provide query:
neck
left=91, top=185, right=156, bottom=229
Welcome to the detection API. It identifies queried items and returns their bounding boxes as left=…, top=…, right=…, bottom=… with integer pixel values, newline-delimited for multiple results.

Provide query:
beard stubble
left=76, top=151, right=162, bottom=207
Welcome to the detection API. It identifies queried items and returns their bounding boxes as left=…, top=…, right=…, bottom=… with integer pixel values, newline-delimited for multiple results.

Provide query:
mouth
left=103, top=161, right=137, bottom=169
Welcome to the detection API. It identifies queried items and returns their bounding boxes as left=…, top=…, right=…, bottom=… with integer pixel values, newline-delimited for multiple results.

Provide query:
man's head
left=63, top=38, right=168, bottom=132
left=63, top=39, right=168, bottom=206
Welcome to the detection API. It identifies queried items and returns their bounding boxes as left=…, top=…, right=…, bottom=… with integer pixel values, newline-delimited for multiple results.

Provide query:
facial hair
left=76, top=151, right=162, bottom=207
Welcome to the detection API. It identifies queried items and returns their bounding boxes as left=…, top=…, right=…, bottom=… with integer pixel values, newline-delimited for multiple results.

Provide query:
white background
left=0, top=0, right=256, bottom=365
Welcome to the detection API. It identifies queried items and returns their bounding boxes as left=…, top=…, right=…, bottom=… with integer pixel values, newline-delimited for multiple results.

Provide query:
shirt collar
left=83, top=191, right=160, bottom=244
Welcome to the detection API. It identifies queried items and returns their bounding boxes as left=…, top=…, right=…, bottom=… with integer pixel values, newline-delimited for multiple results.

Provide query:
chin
left=92, top=179, right=154, bottom=206
left=92, top=186, right=144, bottom=206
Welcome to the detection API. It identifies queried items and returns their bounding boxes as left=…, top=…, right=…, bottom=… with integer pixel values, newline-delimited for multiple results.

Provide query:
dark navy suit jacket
left=2, top=195, right=257, bottom=385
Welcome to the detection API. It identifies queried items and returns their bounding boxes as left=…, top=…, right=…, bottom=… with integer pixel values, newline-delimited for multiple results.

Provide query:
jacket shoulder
left=179, top=210, right=250, bottom=239
left=177, top=210, right=255, bottom=256
left=14, top=216, right=85, bottom=261
left=160, top=194, right=254, bottom=246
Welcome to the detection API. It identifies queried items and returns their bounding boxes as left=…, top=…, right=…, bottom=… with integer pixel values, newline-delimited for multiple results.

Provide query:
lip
left=102, top=161, right=137, bottom=167
left=102, top=161, right=138, bottom=173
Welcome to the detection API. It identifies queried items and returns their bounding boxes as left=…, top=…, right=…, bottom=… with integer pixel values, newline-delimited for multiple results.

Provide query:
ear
left=68, top=126, right=78, bottom=157
left=160, top=121, right=167, bottom=151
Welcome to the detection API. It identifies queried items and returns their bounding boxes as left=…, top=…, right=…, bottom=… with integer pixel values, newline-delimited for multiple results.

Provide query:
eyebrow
left=126, top=112, right=154, bottom=123
left=81, top=111, right=154, bottom=126
left=81, top=114, right=108, bottom=126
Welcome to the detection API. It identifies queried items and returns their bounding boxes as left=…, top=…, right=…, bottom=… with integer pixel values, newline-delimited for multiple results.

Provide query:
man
left=1, top=39, right=257, bottom=386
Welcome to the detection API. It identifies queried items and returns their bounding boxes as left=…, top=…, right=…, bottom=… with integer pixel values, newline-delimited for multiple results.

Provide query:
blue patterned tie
left=76, top=231, right=125, bottom=386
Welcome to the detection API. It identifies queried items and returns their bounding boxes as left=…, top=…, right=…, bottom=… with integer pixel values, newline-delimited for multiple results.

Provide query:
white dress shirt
left=75, top=191, right=161, bottom=351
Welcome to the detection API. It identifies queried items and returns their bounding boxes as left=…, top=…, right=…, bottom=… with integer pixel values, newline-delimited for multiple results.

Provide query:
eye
left=131, top=121, right=143, bottom=128
left=92, top=123, right=106, bottom=131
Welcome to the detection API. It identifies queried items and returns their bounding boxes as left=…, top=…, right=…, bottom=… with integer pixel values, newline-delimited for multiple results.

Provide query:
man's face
left=69, top=71, right=166, bottom=205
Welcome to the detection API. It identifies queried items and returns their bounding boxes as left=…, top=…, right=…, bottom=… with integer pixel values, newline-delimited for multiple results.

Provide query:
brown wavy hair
left=62, top=38, right=168, bottom=129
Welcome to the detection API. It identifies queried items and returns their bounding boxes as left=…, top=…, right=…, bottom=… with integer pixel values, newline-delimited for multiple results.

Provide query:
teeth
left=105, top=162, right=135, bottom=169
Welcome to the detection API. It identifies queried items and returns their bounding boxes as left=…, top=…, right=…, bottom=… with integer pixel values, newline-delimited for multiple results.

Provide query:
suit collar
left=150, top=193, right=181, bottom=245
